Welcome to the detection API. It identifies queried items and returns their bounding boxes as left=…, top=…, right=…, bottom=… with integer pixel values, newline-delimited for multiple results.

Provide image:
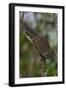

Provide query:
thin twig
left=41, top=57, right=46, bottom=77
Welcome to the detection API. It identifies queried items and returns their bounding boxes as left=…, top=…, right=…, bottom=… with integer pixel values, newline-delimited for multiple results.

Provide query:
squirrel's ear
left=45, top=33, right=48, bottom=40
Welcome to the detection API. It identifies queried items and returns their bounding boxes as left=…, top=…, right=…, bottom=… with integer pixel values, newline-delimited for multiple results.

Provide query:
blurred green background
left=19, top=12, right=58, bottom=78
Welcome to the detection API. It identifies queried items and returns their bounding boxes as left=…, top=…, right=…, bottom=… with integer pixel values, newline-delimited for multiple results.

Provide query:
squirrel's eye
left=36, top=46, right=38, bottom=49
left=44, top=52, right=48, bottom=57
